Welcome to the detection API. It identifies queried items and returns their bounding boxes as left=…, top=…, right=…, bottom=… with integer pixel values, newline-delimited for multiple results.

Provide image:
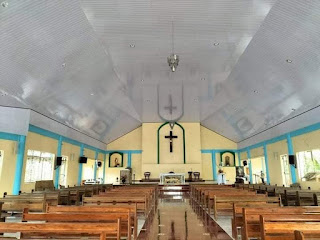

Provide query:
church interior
left=1, top=0, right=320, bottom=239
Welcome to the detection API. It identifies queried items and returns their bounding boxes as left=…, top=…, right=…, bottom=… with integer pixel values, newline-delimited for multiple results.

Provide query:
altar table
left=159, top=173, right=186, bottom=185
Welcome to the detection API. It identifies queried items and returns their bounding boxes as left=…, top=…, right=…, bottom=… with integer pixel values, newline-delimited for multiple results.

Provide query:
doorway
left=280, top=154, right=291, bottom=187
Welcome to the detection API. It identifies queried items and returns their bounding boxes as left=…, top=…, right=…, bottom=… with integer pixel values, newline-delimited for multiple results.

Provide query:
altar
left=160, top=173, right=185, bottom=185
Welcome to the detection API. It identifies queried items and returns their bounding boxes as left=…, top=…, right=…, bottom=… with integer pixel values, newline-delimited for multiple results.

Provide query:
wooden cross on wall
left=165, top=131, right=178, bottom=153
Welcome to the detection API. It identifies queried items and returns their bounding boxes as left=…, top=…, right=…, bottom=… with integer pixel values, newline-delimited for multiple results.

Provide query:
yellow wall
left=61, top=142, right=80, bottom=187
left=142, top=123, right=202, bottom=179
left=267, top=140, right=288, bottom=186
left=106, top=127, right=141, bottom=183
left=2, top=121, right=320, bottom=193
left=20, top=132, right=58, bottom=193
left=104, top=123, right=238, bottom=182
left=250, top=147, right=264, bottom=158
left=84, top=148, right=95, bottom=160
left=0, top=140, right=17, bottom=196
left=108, top=127, right=142, bottom=150
left=200, top=126, right=237, bottom=149
left=201, top=153, right=213, bottom=181
left=200, top=126, right=237, bottom=180
left=292, top=129, right=320, bottom=153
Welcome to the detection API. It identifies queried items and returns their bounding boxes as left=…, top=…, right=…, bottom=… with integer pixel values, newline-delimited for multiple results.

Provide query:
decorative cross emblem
left=165, top=131, right=178, bottom=153
left=164, top=95, right=177, bottom=115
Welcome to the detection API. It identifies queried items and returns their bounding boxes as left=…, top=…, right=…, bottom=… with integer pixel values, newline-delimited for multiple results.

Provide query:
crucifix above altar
left=157, top=122, right=186, bottom=164
left=165, top=130, right=178, bottom=152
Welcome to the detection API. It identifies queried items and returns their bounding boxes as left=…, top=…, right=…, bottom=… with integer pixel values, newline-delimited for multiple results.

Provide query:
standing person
left=260, top=170, right=265, bottom=184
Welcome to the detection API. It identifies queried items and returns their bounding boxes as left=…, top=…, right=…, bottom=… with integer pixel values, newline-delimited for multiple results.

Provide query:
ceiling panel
left=202, top=0, right=320, bottom=142
left=1, top=0, right=320, bottom=144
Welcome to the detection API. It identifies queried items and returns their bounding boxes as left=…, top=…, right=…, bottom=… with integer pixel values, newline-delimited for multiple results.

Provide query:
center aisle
left=138, top=193, right=232, bottom=240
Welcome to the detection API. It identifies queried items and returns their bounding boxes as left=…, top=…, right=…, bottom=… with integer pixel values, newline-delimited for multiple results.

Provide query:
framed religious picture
left=236, top=166, right=245, bottom=177
left=109, top=152, right=124, bottom=168
left=220, top=151, right=235, bottom=167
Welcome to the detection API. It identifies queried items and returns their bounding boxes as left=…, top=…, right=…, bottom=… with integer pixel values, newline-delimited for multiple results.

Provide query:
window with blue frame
left=297, top=150, right=320, bottom=181
left=24, top=150, right=54, bottom=183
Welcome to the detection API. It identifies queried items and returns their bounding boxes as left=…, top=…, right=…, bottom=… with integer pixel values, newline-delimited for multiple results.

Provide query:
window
left=297, top=150, right=320, bottom=180
left=24, top=150, right=55, bottom=183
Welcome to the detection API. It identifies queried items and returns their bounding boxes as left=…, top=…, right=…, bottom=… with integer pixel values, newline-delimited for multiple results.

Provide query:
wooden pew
left=260, top=214, right=320, bottom=240
left=19, top=192, right=60, bottom=206
left=212, top=195, right=280, bottom=220
left=231, top=202, right=282, bottom=238
left=191, top=185, right=240, bottom=207
left=101, top=187, right=157, bottom=206
left=315, top=193, right=320, bottom=206
left=0, top=196, right=47, bottom=213
left=294, top=230, right=320, bottom=240
left=83, top=195, right=149, bottom=217
left=47, top=204, right=138, bottom=239
left=241, top=207, right=320, bottom=240
left=0, top=221, right=121, bottom=240
left=296, top=191, right=320, bottom=206
left=206, top=191, right=259, bottom=214
left=23, top=208, right=132, bottom=240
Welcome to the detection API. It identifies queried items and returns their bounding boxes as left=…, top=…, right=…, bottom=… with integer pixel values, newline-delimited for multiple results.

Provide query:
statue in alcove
left=225, top=156, right=230, bottom=166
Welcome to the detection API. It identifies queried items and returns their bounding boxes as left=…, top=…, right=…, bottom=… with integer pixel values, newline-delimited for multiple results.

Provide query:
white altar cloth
left=160, top=173, right=185, bottom=184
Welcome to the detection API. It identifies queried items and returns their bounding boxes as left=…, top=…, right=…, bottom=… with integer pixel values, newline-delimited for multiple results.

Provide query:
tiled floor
left=138, top=197, right=232, bottom=240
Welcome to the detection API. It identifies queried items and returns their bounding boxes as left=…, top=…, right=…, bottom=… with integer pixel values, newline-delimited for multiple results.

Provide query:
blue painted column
left=247, top=148, right=253, bottom=183
left=77, top=144, right=84, bottom=186
left=286, top=134, right=297, bottom=183
left=54, top=136, right=63, bottom=189
left=237, top=151, right=241, bottom=166
left=12, top=135, right=26, bottom=195
left=263, top=144, right=271, bottom=184
left=127, top=152, right=132, bottom=168
left=103, top=154, right=106, bottom=183
left=93, top=150, right=98, bottom=180
left=211, top=150, right=217, bottom=181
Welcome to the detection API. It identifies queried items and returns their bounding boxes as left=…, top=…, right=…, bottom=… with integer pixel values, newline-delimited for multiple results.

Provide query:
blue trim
left=93, top=150, right=98, bottom=180
left=263, top=144, right=270, bottom=184
left=211, top=150, right=217, bottom=181
left=291, top=122, right=320, bottom=138
left=29, top=125, right=60, bottom=140
left=29, top=125, right=105, bottom=154
left=201, top=149, right=237, bottom=153
left=54, top=136, right=63, bottom=189
left=286, top=134, right=297, bottom=183
left=103, top=154, right=106, bottom=183
left=12, top=135, right=26, bottom=195
left=247, top=149, right=253, bottom=183
left=77, top=144, right=84, bottom=186
left=201, top=149, right=212, bottom=154
left=0, top=131, right=21, bottom=141
left=238, top=122, right=320, bottom=152
left=127, top=152, right=132, bottom=168
left=105, top=150, right=142, bottom=154
left=237, top=151, right=241, bottom=166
